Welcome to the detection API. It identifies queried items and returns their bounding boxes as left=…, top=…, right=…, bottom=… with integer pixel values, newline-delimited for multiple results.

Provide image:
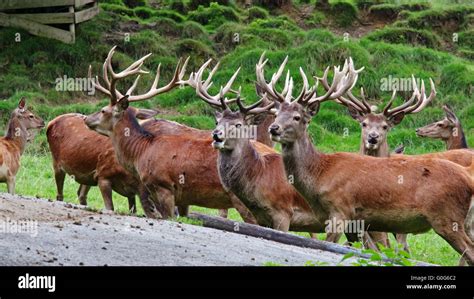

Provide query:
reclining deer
left=264, top=58, right=474, bottom=265
left=321, top=74, right=437, bottom=252
left=0, top=98, right=44, bottom=194
left=84, top=46, right=260, bottom=222
left=416, top=104, right=470, bottom=150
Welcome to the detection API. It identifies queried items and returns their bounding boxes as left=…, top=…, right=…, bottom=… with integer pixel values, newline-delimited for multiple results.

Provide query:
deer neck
left=217, top=138, right=257, bottom=190
left=360, top=137, right=390, bottom=157
left=111, top=110, right=154, bottom=174
left=4, top=116, right=28, bottom=154
left=255, top=115, right=275, bottom=148
left=446, top=124, right=468, bottom=150
left=280, top=132, right=324, bottom=212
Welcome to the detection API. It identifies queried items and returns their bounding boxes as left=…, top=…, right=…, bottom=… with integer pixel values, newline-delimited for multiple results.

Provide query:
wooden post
left=68, top=5, right=75, bottom=43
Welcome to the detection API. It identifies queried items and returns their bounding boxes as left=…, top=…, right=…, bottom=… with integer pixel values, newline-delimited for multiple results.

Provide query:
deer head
left=190, top=56, right=274, bottom=151
left=416, top=104, right=459, bottom=140
left=266, top=56, right=359, bottom=145
left=10, top=97, right=45, bottom=132
left=325, top=75, right=436, bottom=153
left=85, top=46, right=189, bottom=136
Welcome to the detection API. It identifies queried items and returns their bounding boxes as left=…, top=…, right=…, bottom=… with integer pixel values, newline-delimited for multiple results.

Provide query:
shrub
left=305, top=29, right=337, bottom=44
left=133, top=6, right=153, bottom=19
left=188, top=3, right=240, bottom=29
left=188, top=0, right=230, bottom=10
left=169, top=0, right=188, bottom=14
left=440, top=63, right=474, bottom=96
left=214, top=22, right=246, bottom=52
left=253, top=0, right=291, bottom=9
left=331, top=1, right=358, bottom=27
left=249, top=16, right=301, bottom=31
left=147, top=17, right=181, bottom=36
left=248, top=6, right=269, bottom=21
left=457, top=30, right=474, bottom=50
left=153, top=9, right=185, bottom=22
left=181, top=21, right=209, bottom=41
left=407, top=6, right=474, bottom=34
left=175, top=39, right=215, bottom=64
left=365, top=27, right=442, bottom=49
left=123, top=0, right=147, bottom=8
left=100, top=3, right=135, bottom=16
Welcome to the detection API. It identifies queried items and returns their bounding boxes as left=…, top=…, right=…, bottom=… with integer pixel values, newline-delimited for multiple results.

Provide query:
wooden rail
left=0, top=0, right=99, bottom=43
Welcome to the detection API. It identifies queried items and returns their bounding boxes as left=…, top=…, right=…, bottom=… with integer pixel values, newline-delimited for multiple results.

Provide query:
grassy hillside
left=0, top=0, right=473, bottom=265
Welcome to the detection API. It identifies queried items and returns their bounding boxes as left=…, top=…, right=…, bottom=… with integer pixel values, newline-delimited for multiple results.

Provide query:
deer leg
left=77, top=184, right=91, bottom=206
left=218, top=209, right=229, bottom=219
left=153, top=187, right=176, bottom=219
left=272, top=213, right=290, bottom=232
left=97, top=179, right=114, bottom=211
left=368, top=232, right=390, bottom=249
left=6, top=176, right=15, bottom=194
left=177, top=205, right=189, bottom=217
left=309, top=233, right=318, bottom=239
left=54, top=168, right=65, bottom=201
left=326, top=232, right=342, bottom=243
left=138, top=185, right=161, bottom=219
left=127, top=195, right=136, bottom=214
left=229, top=193, right=258, bottom=224
left=395, top=233, right=410, bottom=253
left=432, top=221, right=474, bottom=266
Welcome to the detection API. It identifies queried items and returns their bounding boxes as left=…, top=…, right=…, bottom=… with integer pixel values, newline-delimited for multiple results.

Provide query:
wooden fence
left=0, top=0, right=99, bottom=43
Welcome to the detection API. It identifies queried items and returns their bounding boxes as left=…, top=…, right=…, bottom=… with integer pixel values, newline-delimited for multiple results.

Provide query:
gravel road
left=0, top=193, right=356, bottom=266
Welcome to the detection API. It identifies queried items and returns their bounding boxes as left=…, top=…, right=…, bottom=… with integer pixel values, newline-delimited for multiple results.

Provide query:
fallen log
left=188, top=212, right=434, bottom=266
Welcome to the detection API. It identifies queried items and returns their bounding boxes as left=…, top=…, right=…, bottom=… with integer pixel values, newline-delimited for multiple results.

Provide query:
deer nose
left=368, top=132, right=379, bottom=139
left=269, top=124, right=280, bottom=135
left=212, top=130, right=223, bottom=142
left=415, top=128, right=420, bottom=133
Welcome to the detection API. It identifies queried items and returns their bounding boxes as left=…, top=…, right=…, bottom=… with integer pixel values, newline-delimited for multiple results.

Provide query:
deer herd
left=2, top=46, right=473, bottom=265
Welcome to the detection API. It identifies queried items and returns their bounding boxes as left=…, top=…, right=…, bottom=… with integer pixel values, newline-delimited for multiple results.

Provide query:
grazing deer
left=0, top=98, right=44, bottom=194
left=47, top=111, right=159, bottom=215
left=265, top=58, right=474, bottom=265
left=416, top=105, right=470, bottom=150
left=191, top=58, right=326, bottom=233
left=84, top=46, right=257, bottom=222
left=323, top=75, right=436, bottom=251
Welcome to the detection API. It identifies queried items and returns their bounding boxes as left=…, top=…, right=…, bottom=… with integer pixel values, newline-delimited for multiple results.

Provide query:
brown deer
left=84, top=47, right=257, bottom=222
left=0, top=98, right=44, bottom=194
left=191, top=58, right=327, bottom=233
left=47, top=110, right=158, bottom=215
left=323, top=75, right=436, bottom=252
left=416, top=104, right=470, bottom=150
left=266, top=58, right=474, bottom=265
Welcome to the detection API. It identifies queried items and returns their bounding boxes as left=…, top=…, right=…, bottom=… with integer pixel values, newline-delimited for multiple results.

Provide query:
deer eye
left=293, top=116, right=301, bottom=121
left=29, top=115, right=34, bottom=118
left=235, top=124, right=242, bottom=128
left=437, top=123, right=443, bottom=127
left=382, top=125, right=388, bottom=130
left=362, top=123, right=367, bottom=127
left=101, top=110, right=105, bottom=114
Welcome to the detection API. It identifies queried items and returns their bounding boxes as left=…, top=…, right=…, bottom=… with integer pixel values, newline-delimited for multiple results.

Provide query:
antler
left=317, top=57, right=369, bottom=114
left=255, top=52, right=292, bottom=103
left=383, top=75, right=436, bottom=118
left=89, top=46, right=190, bottom=105
left=192, top=59, right=241, bottom=111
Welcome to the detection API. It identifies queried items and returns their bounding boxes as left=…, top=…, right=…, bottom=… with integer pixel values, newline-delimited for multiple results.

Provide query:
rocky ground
left=0, top=193, right=356, bottom=266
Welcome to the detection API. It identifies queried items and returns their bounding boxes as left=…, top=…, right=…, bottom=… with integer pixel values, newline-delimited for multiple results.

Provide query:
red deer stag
left=417, top=104, right=470, bottom=150
left=266, top=58, right=474, bottom=265
left=192, top=58, right=328, bottom=234
left=323, top=75, right=436, bottom=251
left=47, top=110, right=159, bottom=216
left=0, top=98, right=44, bottom=194
left=84, top=47, right=257, bottom=222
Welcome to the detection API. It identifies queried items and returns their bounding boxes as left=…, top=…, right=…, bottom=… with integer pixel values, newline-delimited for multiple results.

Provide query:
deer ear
left=18, top=97, right=26, bottom=110
left=117, top=96, right=129, bottom=112
left=136, top=108, right=158, bottom=120
left=307, top=101, right=320, bottom=117
left=388, top=111, right=405, bottom=126
left=443, top=105, right=458, bottom=124
left=347, top=106, right=365, bottom=122
left=215, top=111, right=223, bottom=121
